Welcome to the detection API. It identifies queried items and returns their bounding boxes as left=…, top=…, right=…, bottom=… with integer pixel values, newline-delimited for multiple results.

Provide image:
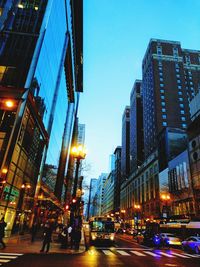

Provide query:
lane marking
left=182, top=253, right=200, bottom=258
left=102, top=250, right=115, bottom=256
left=0, top=256, right=18, bottom=259
left=116, top=250, right=130, bottom=256
left=145, top=251, right=161, bottom=257
left=0, top=253, right=23, bottom=256
left=130, top=250, right=146, bottom=256
left=158, top=252, right=175, bottom=258
left=170, top=252, right=189, bottom=258
left=0, top=259, right=10, bottom=263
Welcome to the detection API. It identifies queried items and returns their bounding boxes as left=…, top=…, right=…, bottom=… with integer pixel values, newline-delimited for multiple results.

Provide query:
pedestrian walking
left=74, top=227, right=81, bottom=250
left=31, top=222, right=38, bottom=242
left=60, top=225, right=68, bottom=249
left=68, top=225, right=74, bottom=249
left=0, top=217, right=7, bottom=249
left=40, top=222, right=52, bottom=253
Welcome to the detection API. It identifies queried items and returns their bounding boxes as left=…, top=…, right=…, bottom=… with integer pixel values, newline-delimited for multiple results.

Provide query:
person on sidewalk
left=40, top=222, right=52, bottom=253
left=31, top=222, right=38, bottom=243
left=60, top=225, right=68, bottom=249
left=0, top=217, right=7, bottom=249
left=74, top=227, right=81, bottom=250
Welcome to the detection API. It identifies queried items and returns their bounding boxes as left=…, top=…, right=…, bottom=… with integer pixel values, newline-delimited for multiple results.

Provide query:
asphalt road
left=1, top=234, right=200, bottom=267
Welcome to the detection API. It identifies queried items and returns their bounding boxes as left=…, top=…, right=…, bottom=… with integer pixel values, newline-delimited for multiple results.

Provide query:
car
left=115, top=228, right=125, bottom=234
left=160, top=233, right=182, bottom=246
left=182, top=236, right=200, bottom=254
left=125, top=228, right=137, bottom=235
left=134, top=231, right=145, bottom=244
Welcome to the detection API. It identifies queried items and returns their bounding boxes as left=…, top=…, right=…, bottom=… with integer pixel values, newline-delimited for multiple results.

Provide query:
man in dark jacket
left=40, top=222, right=52, bottom=253
left=0, top=217, right=7, bottom=249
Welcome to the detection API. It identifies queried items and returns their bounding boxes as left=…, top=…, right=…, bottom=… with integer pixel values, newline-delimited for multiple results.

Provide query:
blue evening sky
left=78, top=0, right=200, bottom=180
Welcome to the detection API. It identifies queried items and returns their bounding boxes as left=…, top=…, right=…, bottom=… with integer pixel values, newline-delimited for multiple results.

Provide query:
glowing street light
left=5, top=100, right=14, bottom=108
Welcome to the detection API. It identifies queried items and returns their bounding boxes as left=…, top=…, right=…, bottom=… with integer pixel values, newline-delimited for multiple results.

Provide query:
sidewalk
left=2, top=231, right=86, bottom=254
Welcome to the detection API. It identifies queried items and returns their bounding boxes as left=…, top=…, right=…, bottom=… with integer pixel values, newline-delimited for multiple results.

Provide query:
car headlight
left=110, top=234, right=115, bottom=240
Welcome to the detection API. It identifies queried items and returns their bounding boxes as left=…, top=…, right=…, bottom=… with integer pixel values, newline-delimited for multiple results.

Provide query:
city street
left=0, top=233, right=199, bottom=267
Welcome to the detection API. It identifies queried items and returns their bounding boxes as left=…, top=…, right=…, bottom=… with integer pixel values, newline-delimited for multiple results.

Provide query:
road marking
left=130, top=250, right=146, bottom=256
left=158, top=252, right=175, bottom=258
left=145, top=251, right=161, bottom=257
left=116, top=250, right=130, bottom=256
left=182, top=253, right=200, bottom=258
left=0, top=253, right=23, bottom=256
left=102, top=250, right=115, bottom=256
left=0, top=259, right=10, bottom=263
left=0, top=256, right=18, bottom=259
left=170, top=252, right=189, bottom=258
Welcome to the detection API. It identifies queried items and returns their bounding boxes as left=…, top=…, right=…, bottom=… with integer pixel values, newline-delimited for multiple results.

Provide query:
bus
left=89, top=216, right=115, bottom=244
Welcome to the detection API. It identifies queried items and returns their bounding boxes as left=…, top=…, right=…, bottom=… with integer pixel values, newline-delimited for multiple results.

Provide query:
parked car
left=115, top=228, right=125, bottom=234
left=125, top=228, right=137, bottom=235
left=134, top=231, right=145, bottom=244
left=160, top=233, right=182, bottom=246
left=182, top=236, right=200, bottom=254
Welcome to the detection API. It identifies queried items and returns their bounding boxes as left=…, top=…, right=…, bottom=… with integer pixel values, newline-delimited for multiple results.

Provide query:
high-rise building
left=109, top=154, right=115, bottom=172
left=142, top=39, right=200, bottom=158
left=77, top=124, right=85, bottom=146
left=130, top=80, right=144, bottom=173
left=121, top=106, right=130, bottom=179
left=113, top=146, right=121, bottom=213
left=0, top=0, right=83, bottom=233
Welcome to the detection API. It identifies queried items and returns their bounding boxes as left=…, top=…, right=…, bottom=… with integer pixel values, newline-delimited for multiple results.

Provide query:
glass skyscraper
left=0, top=0, right=83, bottom=234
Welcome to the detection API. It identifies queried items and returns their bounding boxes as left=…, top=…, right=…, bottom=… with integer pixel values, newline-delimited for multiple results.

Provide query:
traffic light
left=65, top=204, right=69, bottom=210
left=72, top=198, right=76, bottom=204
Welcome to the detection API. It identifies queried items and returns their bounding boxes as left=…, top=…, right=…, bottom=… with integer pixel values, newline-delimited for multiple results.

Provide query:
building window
left=157, top=46, right=162, bottom=55
left=173, top=47, right=178, bottom=57
left=190, top=81, right=193, bottom=85
left=180, top=110, right=185, bottom=114
left=176, top=68, right=180, bottom=73
left=178, top=91, right=182, bottom=95
left=185, top=55, right=190, bottom=64
left=161, top=95, right=165, bottom=100
left=162, top=108, right=166, bottom=112
left=159, top=72, right=163, bottom=76
left=162, top=122, right=167, bottom=126
left=180, top=103, right=184, bottom=108
left=178, top=85, right=182, bottom=89
left=181, top=117, right=186, bottom=121
left=160, top=89, right=164, bottom=93
left=160, top=83, right=164, bottom=87
left=179, top=97, right=183, bottom=101
left=161, top=102, right=166, bottom=106
left=160, top=77, right=163, bottom=82
left=176, top=74, right=180, bottom=78
left=182, top=123, right=187, bottom=128
left=177, top=79, right=181, bottom=84
left=162, top=114, right=167, bottom=119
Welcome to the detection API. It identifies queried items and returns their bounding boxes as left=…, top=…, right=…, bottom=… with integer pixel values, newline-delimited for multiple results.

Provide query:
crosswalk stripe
left=170, top=252, right=189, bottom=258
left=0, top=259, right=10, bottom=263
left=116, top=250, right=130, bottom=256
left=0, top=256, right=18, bottom=259
left=130, top=251, right=146, bottom=256
left=102, top=250, right=115, bottom=256
left=158, top=252, right=175, bottom=258
left=0, top=253, right=23, bottom=256
left=183, top=253, right=200, bottom=258
left=145, top=251, right=161, bottom=257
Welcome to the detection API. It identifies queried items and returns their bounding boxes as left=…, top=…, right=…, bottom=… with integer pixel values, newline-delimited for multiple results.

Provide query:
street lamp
left=160, top=193, right=171, bottom=219
left=134, top=204, right=141, bottom=231
left=70, top=145, right=86, bottom=225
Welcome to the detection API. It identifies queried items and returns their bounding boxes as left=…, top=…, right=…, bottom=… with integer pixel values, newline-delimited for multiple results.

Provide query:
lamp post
left=160, top=193, right=171, bottom=220
left=134, top=204, right=141, bottom=232
left=70, top=145, right=86, bottom=226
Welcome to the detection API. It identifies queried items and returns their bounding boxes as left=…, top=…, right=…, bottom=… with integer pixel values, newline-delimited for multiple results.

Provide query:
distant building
left=77, top=124, right=85, bottom=145
left=130, top=80, right=144, bottom=173
left=94, top=173, right=108, bottom=216
left=121, top=106, right=130, bottom=179
left=102, top=171, right=114, bottom=215
left=113, top=146, right=121, bottom=213
left=87, top=178, right=98, bottom=219
left=109, top=154, right=115, bottom=172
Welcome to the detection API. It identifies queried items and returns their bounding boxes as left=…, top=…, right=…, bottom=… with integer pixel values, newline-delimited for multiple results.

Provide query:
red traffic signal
left=65, top=204, right=69, bottom=210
